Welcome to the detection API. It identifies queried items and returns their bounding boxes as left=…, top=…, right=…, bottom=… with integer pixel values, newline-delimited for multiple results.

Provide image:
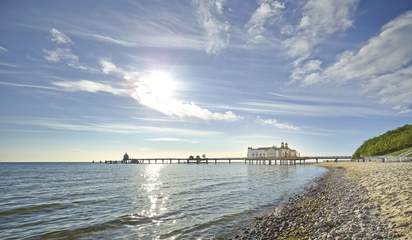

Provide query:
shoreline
left=232, top=162, right=412, bottom=239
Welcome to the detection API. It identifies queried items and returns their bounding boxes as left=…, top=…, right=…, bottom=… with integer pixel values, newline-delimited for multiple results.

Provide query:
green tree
left=353, top=124, right=412, bottom=158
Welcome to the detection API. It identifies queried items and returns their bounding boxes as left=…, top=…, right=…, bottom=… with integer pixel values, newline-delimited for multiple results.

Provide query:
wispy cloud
left=193, top=0, right=230, bottom=54
left=268, top=90, right=362, bottom=106
left=256, top=116, right=299, bottom=130
left=133, top=117, right=189, bottom=123
left=0, top=62, right=17, bottom=68
left=362, top=66, right=412, bottom=113
left=0, top=81, right=59, bottom=90
left=0, top=46, right=8, bottom=53
left=146, top=137, right=199, bottom=144
left=69, top=29, right=204, bottom=50
left=1, top=118, right=221, bottom=137
left=43, top=28, right=88, bottom=70
left=296, top=11, right=412, bottom=112
left=43, top=48, right=87, bottom=70
left=50, top=2, right=205, bottom=50
left=246, top=0, right=284, bottom=44
left=0, top=79, right=124, bottom=96
left=52, top=80, right=125, bottom=95
left=75, top=32, right=135, bottom=47
left=99, top=60, right=240, bottom=121
left=17, top=19, right=204, bottom=50
left=50, top=28, right=73, bottom=45
left=233, top=100, right=393, bottom=117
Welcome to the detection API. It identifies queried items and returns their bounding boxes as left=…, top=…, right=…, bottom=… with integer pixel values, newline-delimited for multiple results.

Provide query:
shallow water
left=0, top=163, right=326, bottom=239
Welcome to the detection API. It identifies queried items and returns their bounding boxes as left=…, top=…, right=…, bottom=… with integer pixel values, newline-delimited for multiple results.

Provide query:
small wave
left=159, top=209, right=256, bottom=239
left=0, top=203, right=68, bottom=218
left=175, top=180, right=245, bottom=196
left=30, top=211, right=181, bottom=239
left=30, top=215, right=151, bottom=239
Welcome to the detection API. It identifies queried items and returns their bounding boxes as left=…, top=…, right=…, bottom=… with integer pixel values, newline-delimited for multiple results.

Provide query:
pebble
left=230, top=168, right=395, bottom=240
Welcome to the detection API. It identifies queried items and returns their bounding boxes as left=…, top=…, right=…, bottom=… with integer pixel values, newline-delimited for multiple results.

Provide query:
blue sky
left=0, top=0, right=411, bottom=161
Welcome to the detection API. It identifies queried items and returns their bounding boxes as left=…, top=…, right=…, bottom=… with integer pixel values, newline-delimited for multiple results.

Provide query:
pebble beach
left=232, top=162, right=412, bottom=240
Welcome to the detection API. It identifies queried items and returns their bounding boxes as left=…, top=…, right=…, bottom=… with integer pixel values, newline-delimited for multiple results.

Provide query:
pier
left=98, top=156, right=353, bottom=165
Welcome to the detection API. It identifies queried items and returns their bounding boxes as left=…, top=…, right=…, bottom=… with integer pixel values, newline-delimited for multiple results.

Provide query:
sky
left=0, top=0, right=411, bottom=161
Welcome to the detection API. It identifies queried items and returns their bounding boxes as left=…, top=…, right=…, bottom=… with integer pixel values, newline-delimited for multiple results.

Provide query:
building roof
left=249, top=145, right=297, bottom=151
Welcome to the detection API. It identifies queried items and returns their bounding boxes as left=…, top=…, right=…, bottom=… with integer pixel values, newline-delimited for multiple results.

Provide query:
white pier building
left=247, top=142, right=300, bottom=159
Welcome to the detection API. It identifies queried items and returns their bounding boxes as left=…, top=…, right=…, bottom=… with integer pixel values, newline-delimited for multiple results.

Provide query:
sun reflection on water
left=140, top=164, right=168, bottom=219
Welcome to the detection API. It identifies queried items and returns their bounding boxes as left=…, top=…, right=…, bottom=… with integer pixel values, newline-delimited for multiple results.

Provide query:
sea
left=0, top=163, right=327, bottom=239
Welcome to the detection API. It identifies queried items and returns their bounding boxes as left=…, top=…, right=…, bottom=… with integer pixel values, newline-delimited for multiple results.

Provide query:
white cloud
left=99, top=60, right=240, bottom=121
left=193, top=0, right=230, bottom=54
left=100, top=60, right=119, bottom=74
left=43, top=48, right=87, bottom=70
left=52, top=80, right=124, bottom=95
left=284, top=0, right=358, bottom=61
left=297, top=11, right=412, bottom=112
left=255, top=116, right=299, bottom=130
left=50, top=28, right=73, bottom=45
left=246, top=0, right=284, bottom=44
left=290, top=59, right=322, bottom=81
left=56, top=59, right=237, bottom=121
left=316, top=11, right=412, bottom=82
left=0, top=46, right=8, bottom=53
left=41, top=60, right=239, bottom=121
left=283, top=0, right=358, bottom=84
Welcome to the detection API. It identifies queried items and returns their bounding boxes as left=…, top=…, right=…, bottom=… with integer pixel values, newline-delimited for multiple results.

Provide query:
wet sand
left=233, top=162, right=412, bottom=239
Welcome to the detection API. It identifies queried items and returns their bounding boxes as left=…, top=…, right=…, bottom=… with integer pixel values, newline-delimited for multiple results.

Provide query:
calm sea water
left=0, top=163, right=326, bottom=239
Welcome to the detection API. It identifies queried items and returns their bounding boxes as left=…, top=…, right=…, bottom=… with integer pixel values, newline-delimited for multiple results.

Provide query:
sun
left=142, top=70, right=178, bottom=100
left=129, top=69, right=192, bottom=117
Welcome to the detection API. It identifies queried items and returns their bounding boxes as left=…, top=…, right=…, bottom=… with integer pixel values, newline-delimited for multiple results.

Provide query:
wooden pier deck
left=97, top=156, right=352, bottom=165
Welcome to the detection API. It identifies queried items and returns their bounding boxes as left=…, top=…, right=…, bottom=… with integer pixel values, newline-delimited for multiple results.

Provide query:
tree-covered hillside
left=353, top=124, right=412, bottom=158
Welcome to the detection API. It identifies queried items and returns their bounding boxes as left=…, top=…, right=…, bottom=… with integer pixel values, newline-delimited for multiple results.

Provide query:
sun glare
left=143, top=70, right=178, bottom=99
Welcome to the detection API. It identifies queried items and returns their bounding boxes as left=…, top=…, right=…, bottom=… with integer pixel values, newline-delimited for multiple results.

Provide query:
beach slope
left=233, top=162, right=412, bottom=239
left=327, top=162, right=412, bottom=238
